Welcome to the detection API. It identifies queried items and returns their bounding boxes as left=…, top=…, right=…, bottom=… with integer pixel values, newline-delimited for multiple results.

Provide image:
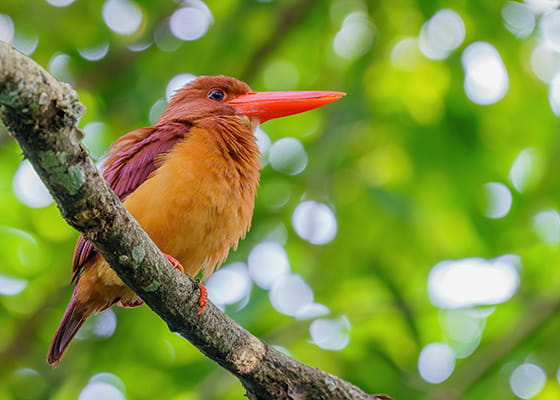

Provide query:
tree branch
left=0, top=41, right=389, bottom=400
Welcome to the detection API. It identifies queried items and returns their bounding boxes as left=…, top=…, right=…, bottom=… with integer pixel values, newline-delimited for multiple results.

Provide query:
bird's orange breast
left=122, top=125, right=261, bottom=279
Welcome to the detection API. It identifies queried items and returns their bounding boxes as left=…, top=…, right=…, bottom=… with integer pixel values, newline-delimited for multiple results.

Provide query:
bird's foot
left=197, top=282, right=208, bottom=315
left=162, top=254, right=206, bottom=314
left=164, top=253, right=184, bottom=273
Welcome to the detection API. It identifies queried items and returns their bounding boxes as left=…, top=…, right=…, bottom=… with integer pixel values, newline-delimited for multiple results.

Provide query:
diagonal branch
left=0, top=41, right=389, bottom=400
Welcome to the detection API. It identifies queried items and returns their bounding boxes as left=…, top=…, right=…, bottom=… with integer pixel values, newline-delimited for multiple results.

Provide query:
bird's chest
left=123, top=136, right=259, bottom=276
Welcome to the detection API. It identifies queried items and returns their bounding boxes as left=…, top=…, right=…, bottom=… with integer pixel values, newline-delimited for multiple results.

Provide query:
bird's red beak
left=226, top=90, right=346, bottom=123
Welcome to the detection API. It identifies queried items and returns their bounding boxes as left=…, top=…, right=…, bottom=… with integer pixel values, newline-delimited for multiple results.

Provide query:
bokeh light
left=390, top=37, right=422, bottom=71
left=0, top=14, right=14, bottom=43
left=127, top=40, right=151, bottom=52
left=154, top=20, right=182, bottom=52
left=13, top=33, right=39, bottom=56
left=428, top=256, right=520, bottom=309
left=292, top=200, right=337, bottom=245
left=165, top=73, right=197, bottom=102
left=532, top=209, right=560, bottom=245
left=82, top=121, right=108, bottom=160
left=269, top=274, right=313, bottom=316
left=261, top=222, right=289, bottom=244
left=90, top=373, right=126, bottom=391
left=502, top=2, right=535, bottom=38
left=0, top=226, right=40, bottom=273
left=309, top=316, right=350, bottom=350
left=13, top=160, right=54, bottom=208
left=169, top=1, right=213, bottom=41
left=78, top=43, right=110, bottom=61
left=333, top=11, right=375, bottom=60
left=509, top=147, right=544, bottom=193
left=483, top=182, right=512, bottom=219
left=79, top=382, right=124, bottom=400
left=255, top=127, right=272, bottom=165
left=149, top=98, right=167, bottom=124
left=540, top=10, right=560, bottom=52
left=549, top=72, right=560, bottom=115
left=92, top=309, right=117, bottom=338
left=419, top=9, right=465, bottom=60
left=510, top=363, right=546, bottom=399
left=418, top=342, right=455, bottom=384
left=206, top=262, right=252, bottom=306
left=441, top=310, right=484, bottom=345
left=48, top=52, right=73, bottom=82
left=268, top=137, right=308, bottom=175
left=462, top=42, right=509, bottom=105
left=530, top=43, right=560, bottom=83
left=102, top=0, right=143, bottom=35
left=11, top=368, right=46, bottom=399
left=46, top=0, right=75, bottom=7
left=451, top=336, right=482, bottom=359
left=247, top=242, right=290, bottom=289
left=0, top=274, right=28, bottom=295
left=524, top=0, right=560, bottom=14
left=79, top=372, right=125, bottom=400
left=295, top=302, right=330, bottom=320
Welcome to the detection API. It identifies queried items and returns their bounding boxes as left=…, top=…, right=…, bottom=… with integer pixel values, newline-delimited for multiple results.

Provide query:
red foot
left=197, top=282, right=208, bottom=315
left=164, top=253, right=184, bottom=274
left=163, top=254, right=206, bottom=314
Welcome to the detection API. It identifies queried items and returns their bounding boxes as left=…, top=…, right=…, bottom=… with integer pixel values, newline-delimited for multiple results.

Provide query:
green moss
left=64, top=165, right=85, bottom=194
left=38, top=150, right=65, bottom=170
left=132, top=246, right=145, bottom=264
left=142, top=280, right=160, bottom=292
left=36, top=150, right=84, bottom=195
left=0, top=88, right=23, bottom=105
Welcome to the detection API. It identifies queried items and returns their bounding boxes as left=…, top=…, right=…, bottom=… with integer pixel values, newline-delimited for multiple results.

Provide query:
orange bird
left=47, top=75, right=345, bottom=366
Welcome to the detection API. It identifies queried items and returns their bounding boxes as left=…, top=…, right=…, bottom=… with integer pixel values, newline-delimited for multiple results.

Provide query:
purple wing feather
left=104, top=128, right=181, bottom=200
left=71, top=122, right=191, bottom=282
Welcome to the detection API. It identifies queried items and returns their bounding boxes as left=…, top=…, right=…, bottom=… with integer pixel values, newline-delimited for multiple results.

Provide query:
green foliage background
left=1, top=1, right=560, bottom=399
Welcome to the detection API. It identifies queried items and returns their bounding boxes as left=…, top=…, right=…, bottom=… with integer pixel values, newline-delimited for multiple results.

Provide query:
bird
left=46, top=75, right=345, bottom=366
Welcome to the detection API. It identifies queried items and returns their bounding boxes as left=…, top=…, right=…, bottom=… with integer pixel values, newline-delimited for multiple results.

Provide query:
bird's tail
left=47, top=295, right=94, bottom=367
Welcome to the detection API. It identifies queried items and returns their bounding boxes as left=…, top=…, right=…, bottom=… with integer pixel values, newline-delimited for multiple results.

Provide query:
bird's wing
left=71, top=122, right=191, bottom=283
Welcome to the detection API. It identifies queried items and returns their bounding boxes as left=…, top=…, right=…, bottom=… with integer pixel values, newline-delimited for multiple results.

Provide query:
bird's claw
left=163, top=254, right=206, bottom=314
left=164, top=253, right=184, bottom=274
left=197, top=282, right=208, bottom=315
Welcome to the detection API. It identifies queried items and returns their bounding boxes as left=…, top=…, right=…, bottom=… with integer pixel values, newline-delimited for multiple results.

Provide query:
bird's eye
left=207, top=89, right=225, bottom=101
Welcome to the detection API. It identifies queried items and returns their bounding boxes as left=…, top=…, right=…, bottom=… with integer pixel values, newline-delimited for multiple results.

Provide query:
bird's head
left=158, top=75, right=345, bottom=126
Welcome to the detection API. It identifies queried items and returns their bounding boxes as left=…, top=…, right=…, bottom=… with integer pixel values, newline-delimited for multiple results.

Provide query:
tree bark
left=0, top=40, right=390, bottom=400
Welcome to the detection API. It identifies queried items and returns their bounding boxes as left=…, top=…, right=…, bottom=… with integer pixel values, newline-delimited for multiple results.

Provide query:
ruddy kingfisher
left=47, top=75, right=345, bottom=366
